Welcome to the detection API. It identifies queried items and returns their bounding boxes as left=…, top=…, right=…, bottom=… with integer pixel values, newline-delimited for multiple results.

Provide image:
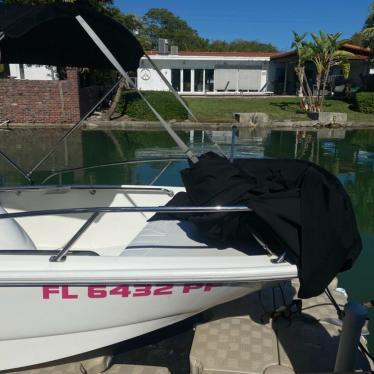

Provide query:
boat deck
left=6, top=279, right=372, bottom=374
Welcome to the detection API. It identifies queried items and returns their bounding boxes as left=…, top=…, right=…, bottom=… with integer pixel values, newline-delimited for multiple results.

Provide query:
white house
left=6, top=64, right=57, bottom=80
left=137, top=51, right=279, bottom=95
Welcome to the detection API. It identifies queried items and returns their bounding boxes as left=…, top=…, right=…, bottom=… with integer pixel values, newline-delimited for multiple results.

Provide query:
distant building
left=138, top=51, right=278, bottom=95
left=271, top=43, right=373, bottom=95
left=5, top=64, right=58, bottom=81
left=137, top=43, right=372, bottom=96
left=0, top=43, right=372, bottom=124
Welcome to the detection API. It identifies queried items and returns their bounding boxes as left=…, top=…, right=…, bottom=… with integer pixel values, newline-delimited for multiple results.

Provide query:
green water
left=0, top=127, right=373, bottom=350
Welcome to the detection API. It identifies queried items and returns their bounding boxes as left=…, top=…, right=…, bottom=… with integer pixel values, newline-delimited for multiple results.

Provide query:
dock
left=6, top=279, right=373, bottom=374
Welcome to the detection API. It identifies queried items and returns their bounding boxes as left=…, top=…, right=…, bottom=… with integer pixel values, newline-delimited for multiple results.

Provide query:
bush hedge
left=118, top=91, right=189, bottom=121
left=354, top=92, right=374, bottom=114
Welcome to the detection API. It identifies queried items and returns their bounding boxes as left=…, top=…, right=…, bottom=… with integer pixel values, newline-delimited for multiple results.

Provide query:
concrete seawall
left=4, top=120, right=374, bottom=131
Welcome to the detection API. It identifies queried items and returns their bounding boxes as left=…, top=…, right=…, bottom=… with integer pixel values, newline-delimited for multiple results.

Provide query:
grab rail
left=0, top=205, right=252, bottom=262
left=0, top=205, right=251, bottom=220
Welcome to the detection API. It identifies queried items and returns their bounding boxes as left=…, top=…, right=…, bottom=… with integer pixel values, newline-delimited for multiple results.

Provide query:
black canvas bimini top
left=0, top=3, right=144, bottom=70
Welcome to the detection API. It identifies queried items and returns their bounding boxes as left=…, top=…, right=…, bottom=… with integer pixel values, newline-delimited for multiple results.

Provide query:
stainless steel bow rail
left=40, top=158, right=187, bottom=185
left=0, top=205, right=252, bottom=262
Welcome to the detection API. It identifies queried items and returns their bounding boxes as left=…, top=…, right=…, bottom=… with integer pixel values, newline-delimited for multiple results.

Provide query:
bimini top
left=0, top=3, right=144, bottom=70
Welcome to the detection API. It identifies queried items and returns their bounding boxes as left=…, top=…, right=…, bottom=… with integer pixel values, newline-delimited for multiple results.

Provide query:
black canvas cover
left=0, top=3, right=144, bottom=70
left=177, top=152, right=362, bottom=299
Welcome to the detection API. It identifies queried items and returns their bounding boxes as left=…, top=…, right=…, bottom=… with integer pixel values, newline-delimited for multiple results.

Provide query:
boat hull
left=0, top=282, right=268, bottom=371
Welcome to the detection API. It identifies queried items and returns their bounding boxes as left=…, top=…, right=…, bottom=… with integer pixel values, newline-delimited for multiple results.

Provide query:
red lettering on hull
left=42, top=284, right=222, bottom=300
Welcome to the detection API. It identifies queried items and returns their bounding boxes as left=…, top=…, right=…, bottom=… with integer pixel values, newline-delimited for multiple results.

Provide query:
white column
left=191, top=69, right=195, bottom=93
left=261, top=62, right=268, bottom=92
left=180, top=69, right=184, bottom=93
left=203, top=70, right=206, bottom=93
left=9, top=64, right=21, bottom=79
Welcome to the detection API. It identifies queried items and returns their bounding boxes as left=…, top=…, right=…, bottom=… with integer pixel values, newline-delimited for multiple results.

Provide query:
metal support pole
left=334, top=302, right=368, bottom=373
left=27, top=78, right=123, bottom=177
left=50, top=212, right=99, bottom=262
left=144, top=53, right=198, bottom=122
left=150, top=160, right=172, bottom=186
left=0, top=150, right=33, bottom=184
left=76, top=15, right=198, bottom=164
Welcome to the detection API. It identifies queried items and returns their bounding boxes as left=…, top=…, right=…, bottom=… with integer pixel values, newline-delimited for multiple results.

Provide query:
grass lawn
left=185, top=96, right=374, bottom=123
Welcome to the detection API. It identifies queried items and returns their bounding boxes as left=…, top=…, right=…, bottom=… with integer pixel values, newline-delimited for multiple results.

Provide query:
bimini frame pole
left=144, top=53, right=198, bottom=122
left=76, top=15, right=198, bottom=164
left=144, top=53, right=227, bottom=159
left=0, top=150, right=32, bottom=184
left=27, top=77, right=124, bottom=178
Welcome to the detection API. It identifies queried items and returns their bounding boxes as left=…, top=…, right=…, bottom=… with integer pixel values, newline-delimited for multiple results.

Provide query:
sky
left=114, top=0, right=373, bottom=51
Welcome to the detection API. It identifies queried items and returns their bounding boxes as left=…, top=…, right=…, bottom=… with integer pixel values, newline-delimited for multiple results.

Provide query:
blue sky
left=114, top=0, right=372, bottom=51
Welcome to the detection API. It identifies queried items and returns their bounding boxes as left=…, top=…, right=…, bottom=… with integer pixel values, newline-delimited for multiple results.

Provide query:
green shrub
left=118, top=91, right=189, bottom=121
left=354, top=92, right=374, bottom=114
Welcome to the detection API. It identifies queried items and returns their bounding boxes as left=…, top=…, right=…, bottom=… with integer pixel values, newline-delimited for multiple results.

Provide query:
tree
left=308, top=32, right=352, bottom=109
left=362, top=28, right=374, bottom=52
left=293, top=31, right=353, bottom=112
left=349, top=2, right=374, bottom=51
left=362, top=2, right=374, bottom=59
left=364, top=1, right=374, bottom=28
left=143, top=8, right=277, bottom=53
left=208, top=39, right=277, bottom=52
left=350, top=32, right=364, bottom=46
left=291, top=31, right=312, bottom=99
left=143, top=8, right=208, bottom=51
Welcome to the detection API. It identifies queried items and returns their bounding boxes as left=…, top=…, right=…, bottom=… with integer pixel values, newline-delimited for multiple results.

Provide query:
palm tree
left=292, top=31, right=308, bottom=97
left=307, top=32, right=353, bottom=110
left=292, top=31, right=314, bottom=109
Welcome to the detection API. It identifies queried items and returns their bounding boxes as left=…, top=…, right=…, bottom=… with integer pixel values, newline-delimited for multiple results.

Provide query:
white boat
left=0, top=184, right=297, bottom=370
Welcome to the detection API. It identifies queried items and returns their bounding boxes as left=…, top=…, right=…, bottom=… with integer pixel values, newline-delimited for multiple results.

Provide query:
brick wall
left=0, top=68, right=106, bottom=124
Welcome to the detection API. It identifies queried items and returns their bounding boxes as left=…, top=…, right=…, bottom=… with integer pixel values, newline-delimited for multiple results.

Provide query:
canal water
left=0, top=127, right=373, bottom=352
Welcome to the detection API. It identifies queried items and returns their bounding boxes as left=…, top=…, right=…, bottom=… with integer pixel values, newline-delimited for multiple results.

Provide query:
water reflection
left=1, top=128, right=374, bottom=235
left=1, top=128, right=374, bottom=236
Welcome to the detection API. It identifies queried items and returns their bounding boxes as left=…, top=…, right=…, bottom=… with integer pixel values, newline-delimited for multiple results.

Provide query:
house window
left=171, top=69, right=180, bottom=91
left=194, top=69, right=204, bottom=92
left=183, top=69, right=191, bottom=92
left=205, top=69, right=214, bottom=92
